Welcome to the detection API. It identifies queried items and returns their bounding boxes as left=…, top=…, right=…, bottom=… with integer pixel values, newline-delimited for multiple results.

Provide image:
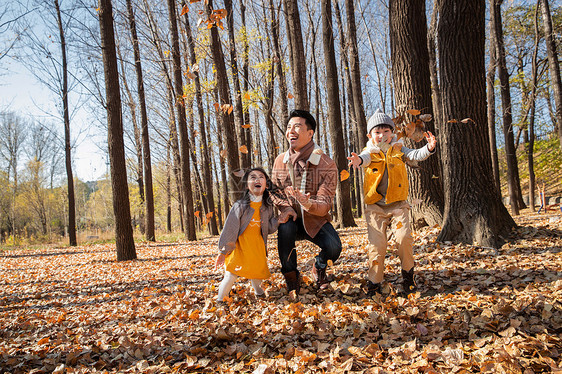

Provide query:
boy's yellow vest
left=363, top=146, right=408, bottom=205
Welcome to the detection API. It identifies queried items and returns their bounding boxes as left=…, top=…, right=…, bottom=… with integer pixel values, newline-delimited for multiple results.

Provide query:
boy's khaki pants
left=365, top=201, right=414, bottom=284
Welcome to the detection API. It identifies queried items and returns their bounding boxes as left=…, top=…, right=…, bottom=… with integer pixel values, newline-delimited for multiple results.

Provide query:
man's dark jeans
left=277, top=218, right=342, bottom=274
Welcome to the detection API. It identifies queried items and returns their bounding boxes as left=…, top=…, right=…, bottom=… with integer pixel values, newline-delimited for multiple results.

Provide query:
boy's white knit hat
left=367, top=109, right=395, bottom=134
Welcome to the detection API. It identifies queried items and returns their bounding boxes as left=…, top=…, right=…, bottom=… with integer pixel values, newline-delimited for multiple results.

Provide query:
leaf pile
left=1, top=211, right=561, bottom=373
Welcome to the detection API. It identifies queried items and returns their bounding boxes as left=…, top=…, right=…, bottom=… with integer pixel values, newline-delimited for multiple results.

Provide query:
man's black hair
left=288, top=109, right=317, bottom=132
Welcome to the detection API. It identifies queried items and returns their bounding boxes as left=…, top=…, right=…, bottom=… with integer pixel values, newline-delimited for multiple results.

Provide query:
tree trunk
left=528, top=2, right=541, bottom=212
left=98, top=0, right=136, bottom=260
left=437, top=0, right=515, bottom=248
left=182, top=8, right=218, bottom=235
left=166, top=0, right=196, bottom=240
left=283, top=0, right=309, bottom=110
left=539, top=0, right=562, bottom=149
left=492, top=0, right=524, bottom=215
left=117, top=45, right=145, bottom=235
left=321, top=0, right=355, bottom=228
left=207, top=0, right=241, bottom=203
left=270, top=0, right=288, bottom=119
left=427, top=0, right=443, bottom=132
left=240, top=1, right=252, bottom=166
left=54, top=0, right=76, bottom=246
left=224, top=0, right=250, bottom=169
left=486, top=3, right=501, bottom=195
left=345, top=0, right=368, bottom=147
left=389, top=0, right=444, bottom=228
left=126, top=0, right=155, bottom=241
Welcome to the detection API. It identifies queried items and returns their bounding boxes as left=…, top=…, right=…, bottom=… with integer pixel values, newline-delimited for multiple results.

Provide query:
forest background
left=0, top=0, right=561, bottom=250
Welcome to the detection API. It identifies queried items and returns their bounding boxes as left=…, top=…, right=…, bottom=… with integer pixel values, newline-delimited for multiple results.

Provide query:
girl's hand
left=214, top=253, right=225, bottom=271
left=425, top=131, right=437, bottom=151
left=347, top=152, right=362, bottom=169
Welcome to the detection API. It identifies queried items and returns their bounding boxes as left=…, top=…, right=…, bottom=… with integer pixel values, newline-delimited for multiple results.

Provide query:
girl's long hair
left=239, top=167, right=277, bottom=207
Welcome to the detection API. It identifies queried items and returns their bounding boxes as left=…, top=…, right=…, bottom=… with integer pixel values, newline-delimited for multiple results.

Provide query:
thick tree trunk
left=321, top=0, right=355, bottom=228
left=126, top=0, right=155, bottom=241
left=486, top=4, right=501, bottom=196
left=54, top=0, right=76, bottom=246
left=166, top=0, right=196, bottom=240
left=283, top=0, right=309, bottom=110
left=98, top=0, right=136, bottom=260
left=437, top=0, right=515, bottom=248
left=492, top=0, right=524, bottom=215
left=389, top=0, right=444, bottom=229
left=539, top=0, right=562, bottom=150
left=182, top=8, right=219, bottom=235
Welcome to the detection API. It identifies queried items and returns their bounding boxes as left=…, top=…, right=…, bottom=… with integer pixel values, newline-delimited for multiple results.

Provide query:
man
left=271, top=109, right=342, bottom=294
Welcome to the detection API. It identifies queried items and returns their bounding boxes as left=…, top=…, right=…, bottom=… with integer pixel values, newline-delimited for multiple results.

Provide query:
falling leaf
left=206, top=211, right=214, bottom=219
left=431, top=175, right=439, bottom=179
left=407, top=109, right=421, bottom=116
left=242, top=124, right=252, bottom=129
left=185, top=71, right=196, bottom=80
left=233, top=170, right=245, bottom=178
left=214, top=102, right=220, bottom=111
left=180, top=5, right=189, bottom=16
left=419, top=114, right=432, bottom=122
left=194, top=211, right=200, bottom=218
left=447, top=119, right=458, bottom=123
left=340, top=170, right=350, bottom=181
left=220, top=149, right=227, bottom=158
left=287, top=93, right=294, bottom=99
left=239, top=145, right=248, bottom=154
left=244, top=92, right=251, bottom=100
left=461, top=118, right=474, bottom=124
left=396, top=222, right=403, bottom=229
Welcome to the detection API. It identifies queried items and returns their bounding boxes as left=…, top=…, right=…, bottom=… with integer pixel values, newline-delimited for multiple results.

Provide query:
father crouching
left=271, top=109, right=342, bottom=295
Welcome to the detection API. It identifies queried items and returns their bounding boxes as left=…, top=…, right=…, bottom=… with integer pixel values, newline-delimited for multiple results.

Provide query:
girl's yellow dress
left=225, top=201, right=271, bottom=279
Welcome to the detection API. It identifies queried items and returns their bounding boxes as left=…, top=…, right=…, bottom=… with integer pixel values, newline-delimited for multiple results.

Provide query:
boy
left=347, top=109, right=437, bottom=296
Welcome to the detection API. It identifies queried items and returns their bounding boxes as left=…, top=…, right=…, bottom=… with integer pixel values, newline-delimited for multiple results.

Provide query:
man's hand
left=425, top=131, right=437, bottom=151
left=278, top=208, right=297, bottom=223
left=214, top=253, right=225, bottom=271
left=286, top=186, right=311, bottom=209
left=347, top=152, right=362, bottom=169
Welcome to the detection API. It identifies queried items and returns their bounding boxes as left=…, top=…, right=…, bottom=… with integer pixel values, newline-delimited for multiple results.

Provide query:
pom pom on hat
left=367, top=109, right=395, bottom=134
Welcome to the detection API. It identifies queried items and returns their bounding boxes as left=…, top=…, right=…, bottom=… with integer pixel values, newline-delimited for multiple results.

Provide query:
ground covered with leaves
left=1, top=211, right=561, bottom=373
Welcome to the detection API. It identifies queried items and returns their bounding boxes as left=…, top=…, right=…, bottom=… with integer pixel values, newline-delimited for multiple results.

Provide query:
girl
left=215, top=167, right=279, bottom=301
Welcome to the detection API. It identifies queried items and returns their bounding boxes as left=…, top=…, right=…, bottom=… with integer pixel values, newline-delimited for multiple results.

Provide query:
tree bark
left=539, top=0, right=562, bottom=150
left=126, top=0, right=155, bottom=241
left=389, top=0, right=444, bottom=228
left=283, top=0, right=309, bottom=110
left=207, top=0, right=241, bottom=203
left=54, top=0, right=76, bottom=246
left=486, top=2, right=501, bottom=195
left=166, top=0, right=196, bottom=240
left=492, top=0, right=524, bottom=215
left=437, top=0, right=515, bottom=248
left=321, top=0, right=355, bottom=228
left=98, top=0, right=136, bottom=260
left=427, top=0, right=442, bottom=132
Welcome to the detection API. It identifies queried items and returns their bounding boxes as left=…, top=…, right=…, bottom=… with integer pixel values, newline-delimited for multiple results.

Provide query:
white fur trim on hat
left=367, top=108, right=395, bottom=134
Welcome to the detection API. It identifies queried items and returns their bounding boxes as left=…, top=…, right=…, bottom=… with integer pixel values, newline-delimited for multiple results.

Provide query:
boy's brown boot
left=402, top=268, right=417, bottom=295
left=283, top=270, right=300, bottom=295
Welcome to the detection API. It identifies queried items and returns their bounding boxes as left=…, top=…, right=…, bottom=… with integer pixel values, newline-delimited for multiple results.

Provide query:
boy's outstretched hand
left=425, top=131, right=437, bottom=151
left=347, top=152, right=362, bottom=169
